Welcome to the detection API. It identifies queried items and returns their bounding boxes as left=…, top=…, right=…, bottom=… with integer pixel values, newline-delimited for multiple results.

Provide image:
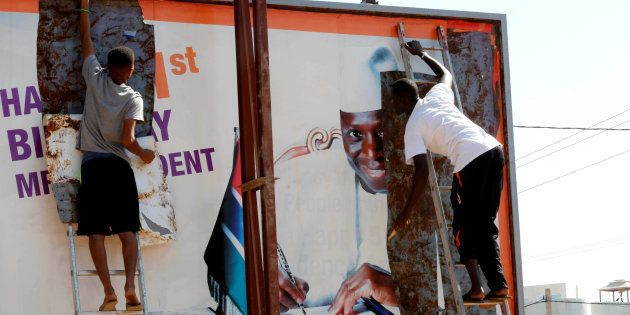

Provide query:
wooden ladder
left=396, top=22, right=511, bottom=315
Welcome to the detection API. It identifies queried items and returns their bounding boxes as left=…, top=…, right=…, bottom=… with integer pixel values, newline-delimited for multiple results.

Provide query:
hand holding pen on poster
left=277, top=244, right=309, bottom=314
left=328, top=263, right=398, bottom=315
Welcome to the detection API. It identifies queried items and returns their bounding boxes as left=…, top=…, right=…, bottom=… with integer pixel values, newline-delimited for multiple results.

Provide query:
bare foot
left=486, top=287, right=510, bottom=298
left=463, top=288, right=485, bottom=301
left=104, top=288, right=117, bottom=303
left=99, top=292, right=118, bottom=311
left=125, top=285, right=141, bottom=306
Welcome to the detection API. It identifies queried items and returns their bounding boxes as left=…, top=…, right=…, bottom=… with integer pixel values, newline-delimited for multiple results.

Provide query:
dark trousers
left=451, top=146, right=508, bottom=291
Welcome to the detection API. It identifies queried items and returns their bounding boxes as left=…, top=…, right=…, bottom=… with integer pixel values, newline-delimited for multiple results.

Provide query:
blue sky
left=318, top=0, right=630, bottom=302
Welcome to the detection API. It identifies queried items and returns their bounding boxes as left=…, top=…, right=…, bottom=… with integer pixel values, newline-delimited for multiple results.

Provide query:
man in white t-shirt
left=390, top=40, right=509, bottom=301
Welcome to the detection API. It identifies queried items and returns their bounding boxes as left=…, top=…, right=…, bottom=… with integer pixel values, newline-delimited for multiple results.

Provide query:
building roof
left=600, top=280, right=630, bottom=292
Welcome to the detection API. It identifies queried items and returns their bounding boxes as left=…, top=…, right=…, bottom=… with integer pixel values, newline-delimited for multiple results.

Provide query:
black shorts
left=77, top=155, right=141, bottom=236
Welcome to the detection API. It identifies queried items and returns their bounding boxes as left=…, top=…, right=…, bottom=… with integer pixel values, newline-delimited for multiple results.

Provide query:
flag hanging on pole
left=205, top=128, right=247, bottom=315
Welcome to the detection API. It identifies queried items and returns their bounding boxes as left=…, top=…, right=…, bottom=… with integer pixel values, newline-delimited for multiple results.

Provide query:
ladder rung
left=438, top=185, right=452, bottom=191
left=422, top=47, right=445, bottom=51
left=464, top=300, right=503, bottom=308
left=76, top=269, right=139, bottom=277
left=79, top=310, right=144, bottom=314
left=414, top=79, right=439, bottom=85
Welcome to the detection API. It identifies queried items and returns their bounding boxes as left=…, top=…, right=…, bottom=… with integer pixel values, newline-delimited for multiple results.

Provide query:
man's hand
left=140, top=149, right=156, bottom=164
left=328, top=263, right=398, bottom=315
left=404, top=40, right=425, bottom=56
left=278, top=272, right=309, bottom=313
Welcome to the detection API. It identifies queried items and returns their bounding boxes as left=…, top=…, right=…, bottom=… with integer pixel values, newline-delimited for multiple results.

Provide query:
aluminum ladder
left=67, top=224, right=149, bottom=314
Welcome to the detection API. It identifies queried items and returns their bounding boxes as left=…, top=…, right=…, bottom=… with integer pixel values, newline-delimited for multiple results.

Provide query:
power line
left=519, top=146, right=630, bottom=194
left=517, top=119, right=630, bottom=168
left=524, top=298, right=545, bottom=307
left=515, top=108, right=630, bottom=161
left=515, top=125, right=630, bottom=131
left=525, top=239, right=630, bottom=263
left=523, top=235, right=630, bottom=262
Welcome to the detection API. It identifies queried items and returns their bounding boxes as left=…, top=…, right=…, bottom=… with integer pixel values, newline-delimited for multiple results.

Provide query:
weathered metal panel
left=43, top=114, right=176, bottom=246
left=382, top=71, right=440, bottom=313
left=37, top=0, right=154, bottom=136
left=382, top=27, right=500, bottom=314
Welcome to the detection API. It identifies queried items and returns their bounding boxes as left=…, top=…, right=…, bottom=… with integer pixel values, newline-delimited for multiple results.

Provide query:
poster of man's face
left=340, top=109, right=385, bottom=194
left=271, top=19, right=508, bottom=313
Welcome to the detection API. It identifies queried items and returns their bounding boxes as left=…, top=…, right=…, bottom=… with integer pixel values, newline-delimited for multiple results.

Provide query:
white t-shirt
left=404, top=83, right=501, bottom=173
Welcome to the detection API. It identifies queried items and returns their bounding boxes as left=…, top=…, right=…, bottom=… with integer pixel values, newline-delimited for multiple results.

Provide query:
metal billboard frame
left=173, top=0, right=523, bottom=313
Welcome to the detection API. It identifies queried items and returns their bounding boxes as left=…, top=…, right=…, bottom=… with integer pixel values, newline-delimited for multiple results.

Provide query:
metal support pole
left=233, top=0, right=267, bottom=313
left=68, top=224, right=81, bottom=315
left=545, top=288, right=552, bottom=315
left=253, top=0, right=280, bottom=314
left=136, top=233, right=149, bottom=315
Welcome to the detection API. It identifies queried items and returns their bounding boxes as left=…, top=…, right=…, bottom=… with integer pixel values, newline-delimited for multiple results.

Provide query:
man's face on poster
left=340, top=109, right=386, bottom=194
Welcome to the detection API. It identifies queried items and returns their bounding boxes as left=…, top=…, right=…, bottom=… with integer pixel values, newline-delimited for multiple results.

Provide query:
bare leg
left=88, top=235, right=118, bottom=305
left=463, top=258, right=485, bottom=300
left=118, top=232, right=141, bottom=306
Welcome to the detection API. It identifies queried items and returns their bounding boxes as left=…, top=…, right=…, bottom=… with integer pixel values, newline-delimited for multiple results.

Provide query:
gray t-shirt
left=77, top=55, right=144, bottom=163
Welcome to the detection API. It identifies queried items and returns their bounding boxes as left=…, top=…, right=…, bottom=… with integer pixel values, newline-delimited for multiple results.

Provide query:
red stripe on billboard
left=0, top=0, right=37, bottom=13
left=138, top=1, right=494, bottom=39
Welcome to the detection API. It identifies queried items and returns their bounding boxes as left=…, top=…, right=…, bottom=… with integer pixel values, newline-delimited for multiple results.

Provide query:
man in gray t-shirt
left=78, top=53, right=145, bottom=162
left=77, top=0, right=154, bottom=311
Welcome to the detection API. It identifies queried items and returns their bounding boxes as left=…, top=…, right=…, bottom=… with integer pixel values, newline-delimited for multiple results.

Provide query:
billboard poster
left=0, top=1, right=517, bottom=314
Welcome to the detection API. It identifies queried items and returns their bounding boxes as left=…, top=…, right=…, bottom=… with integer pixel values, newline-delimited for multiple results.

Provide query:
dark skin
left=327, top=110, right=399, bottom=313
left=80, top=0, right=154, bottom=310
left=279, top=110, right=397, bottom=312
left=392, top=41, right=508, bottom=300
left=340, top=110, right=386, bottom=194
left=328, top=263, right=398, bottom=315
left=278, top=272, right=309, bottom=313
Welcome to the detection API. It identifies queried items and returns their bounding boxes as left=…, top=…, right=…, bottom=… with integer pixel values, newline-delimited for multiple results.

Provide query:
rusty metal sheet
left=382, top=29, right=499, bottom=314
left=37, top=0, right=154, bottom=136
left=43, top=114, right=176, bottom=246
left=447, top=30, right=498, bottom=136
left=382, top=71, right=441, bottom=313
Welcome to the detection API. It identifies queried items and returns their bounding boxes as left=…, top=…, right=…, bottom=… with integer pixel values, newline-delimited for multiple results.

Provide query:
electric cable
left=519, top=146, right=630, bottom=193
left=517, top=119, right=630, bottom=168
left=515, top=125, right=630, bottom=131
left=524, top=235, right=630, bottom=262
left=515, top=108, right=630, bottom=161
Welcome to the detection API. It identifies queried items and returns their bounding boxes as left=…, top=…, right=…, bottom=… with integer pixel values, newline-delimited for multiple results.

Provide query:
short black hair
left=392, top=78, right=419, bottom=103
left=107, top=46, right=135, bottom=68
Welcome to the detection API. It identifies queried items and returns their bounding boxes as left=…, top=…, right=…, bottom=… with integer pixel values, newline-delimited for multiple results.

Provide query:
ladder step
left=414, top=79, right=439, bottom=85
left=79, top=311, right=144, bottom=314
left=439, top=185, right=452, bottom=191
left=76, top=269, right=139, bottom=277
left=422, top=47, right=445, bottom=51
left=464, top=300, right=504, bottom=314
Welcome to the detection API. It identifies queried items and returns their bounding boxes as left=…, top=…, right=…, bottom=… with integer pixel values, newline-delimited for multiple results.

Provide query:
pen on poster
left=360, top=297, right=394, bottom=315
left=277, top=244, right=306, bottom=315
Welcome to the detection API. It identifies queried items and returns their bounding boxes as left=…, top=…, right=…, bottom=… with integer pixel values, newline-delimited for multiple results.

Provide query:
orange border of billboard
left=0, top=1, right=515, bottom=313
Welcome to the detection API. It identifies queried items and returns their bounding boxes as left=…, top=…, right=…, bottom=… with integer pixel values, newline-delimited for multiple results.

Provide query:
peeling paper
left=43, top=114, right=176, bottom=246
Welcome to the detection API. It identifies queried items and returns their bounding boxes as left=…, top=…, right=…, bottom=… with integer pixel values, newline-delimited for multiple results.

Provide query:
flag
left=205, top=129, right=247, bottom=314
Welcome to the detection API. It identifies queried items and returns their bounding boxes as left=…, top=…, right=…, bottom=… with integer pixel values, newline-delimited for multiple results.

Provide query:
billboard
left=0, top=0, right=520, bottom=314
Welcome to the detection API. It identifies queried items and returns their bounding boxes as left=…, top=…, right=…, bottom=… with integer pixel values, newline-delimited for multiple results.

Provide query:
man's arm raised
left=80, top=0, right=95, bottom=60
left=404, top=40, right=453, bottom=87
